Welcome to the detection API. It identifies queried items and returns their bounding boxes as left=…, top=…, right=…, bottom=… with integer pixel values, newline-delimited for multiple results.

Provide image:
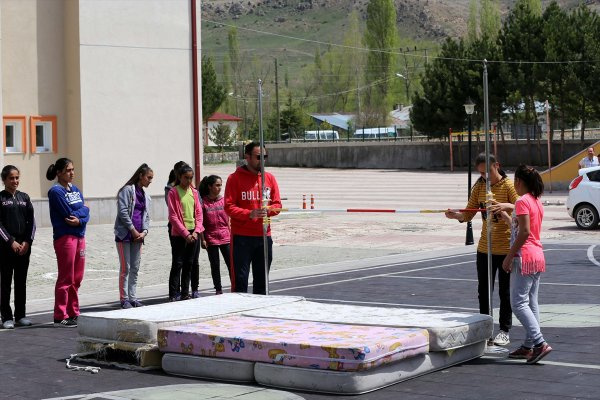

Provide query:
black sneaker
left=54, top=318, right=77, bottom=328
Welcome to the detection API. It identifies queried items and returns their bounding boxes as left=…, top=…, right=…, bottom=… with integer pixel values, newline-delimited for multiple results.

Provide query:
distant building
left=204, top=112, right=242, bottom=146
left=389, top=105, right=412, bottom=132
left=310, top=113, right=355, bottom=133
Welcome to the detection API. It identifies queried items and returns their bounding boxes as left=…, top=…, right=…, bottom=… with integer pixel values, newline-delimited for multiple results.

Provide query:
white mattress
left=162, top=354, right=256, bottom=382
left=78, top=293, right=304, bottom=343
left=255, top=341, right=486, bottom=394
left=162, top=341, right=486, bottom=394
left=242, top=301, right=492, bottom=351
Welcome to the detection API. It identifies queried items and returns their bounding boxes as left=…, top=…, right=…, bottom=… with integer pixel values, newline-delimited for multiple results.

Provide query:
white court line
left=269, top=261, right=472, bottom=293
left=267, top=253, right=471, bottom=286
left=26, top=253, right=473, bottom=305
left=384, top=275, right=600, bottom=287
left=588, top=245, right=600, bottom=267
left=307, top=297, right=477, bottom=311
left=502, top=358, right=600, bottom=370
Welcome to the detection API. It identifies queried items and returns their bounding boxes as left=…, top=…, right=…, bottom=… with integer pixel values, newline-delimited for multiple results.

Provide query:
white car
left=567, top=166, right=600, bottom=230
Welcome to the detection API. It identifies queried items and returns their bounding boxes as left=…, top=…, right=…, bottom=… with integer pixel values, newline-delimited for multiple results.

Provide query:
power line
left=228, top=76, right=395, bottom=102
left=203, top=19, right=600, bottom=65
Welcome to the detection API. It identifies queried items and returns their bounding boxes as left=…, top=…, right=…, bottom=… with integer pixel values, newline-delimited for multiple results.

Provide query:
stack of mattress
left=158, top=300, right=493, bottom=394
left=76, top=293, right=304, bottom=367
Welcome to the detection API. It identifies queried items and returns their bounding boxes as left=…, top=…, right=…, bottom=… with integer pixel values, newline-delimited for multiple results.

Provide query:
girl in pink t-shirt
left=500, top=165, right=552, bottom=364
left=199, top=175, right=231, bottom=295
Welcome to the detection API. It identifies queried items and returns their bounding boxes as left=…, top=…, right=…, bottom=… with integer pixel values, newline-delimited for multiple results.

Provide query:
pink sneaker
left=527, top=343, right=552, bottom=364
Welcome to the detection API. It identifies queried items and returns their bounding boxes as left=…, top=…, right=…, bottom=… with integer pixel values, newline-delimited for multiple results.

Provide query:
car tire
left=574, top=204, right=600, bottom=230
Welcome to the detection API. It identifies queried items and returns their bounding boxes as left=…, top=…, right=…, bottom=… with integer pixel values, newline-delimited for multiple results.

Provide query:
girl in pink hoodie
left=199, top=175, right=230, bottom=295
left=166, top=166, right=203, bottom=301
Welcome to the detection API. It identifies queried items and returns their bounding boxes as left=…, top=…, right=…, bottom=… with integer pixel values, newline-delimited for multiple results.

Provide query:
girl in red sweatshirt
left=224, top=142, right=281, bottom=295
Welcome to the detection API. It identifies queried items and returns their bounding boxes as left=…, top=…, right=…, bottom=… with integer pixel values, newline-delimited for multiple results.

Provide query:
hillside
left=201, top=0, right=600, bottom=40
left=200, top=0, right=600, bottom=116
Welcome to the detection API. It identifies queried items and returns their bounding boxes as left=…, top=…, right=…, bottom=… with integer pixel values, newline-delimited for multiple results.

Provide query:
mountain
left=201, top=0, right=600, bottom=41
left=200, top=0, right=600, bottom=108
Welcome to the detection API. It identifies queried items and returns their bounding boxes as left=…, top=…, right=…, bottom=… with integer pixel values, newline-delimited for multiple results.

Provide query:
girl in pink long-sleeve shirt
left=199, top=175, right=231, bottom=295
left=166, top=166, right=203, bottom=301
left=499, top=165, right=551, bottom=364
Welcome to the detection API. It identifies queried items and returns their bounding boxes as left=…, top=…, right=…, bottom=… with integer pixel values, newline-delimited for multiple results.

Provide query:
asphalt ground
left=1, top=166, right=598, bottom=399
left=0, top=242, right=598, bottom=400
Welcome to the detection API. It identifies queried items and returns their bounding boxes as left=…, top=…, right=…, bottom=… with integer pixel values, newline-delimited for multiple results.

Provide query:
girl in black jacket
left=0, top=165, right=35, bottom=329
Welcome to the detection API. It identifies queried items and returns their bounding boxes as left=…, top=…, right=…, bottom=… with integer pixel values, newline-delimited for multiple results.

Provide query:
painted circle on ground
left=493, top=303, right=600, bottom=328
left=46, top=383, right=306, bottom=400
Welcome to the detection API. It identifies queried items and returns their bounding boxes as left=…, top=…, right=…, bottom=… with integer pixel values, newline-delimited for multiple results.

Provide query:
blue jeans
left=231, top=235, right=272, bottom=295
left=510, top=257, right=544, bottom=348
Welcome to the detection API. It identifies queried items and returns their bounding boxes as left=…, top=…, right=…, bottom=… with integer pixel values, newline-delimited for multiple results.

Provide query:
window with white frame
left=30, top=116, right=57, bottom=154
left=35, top=121, right=52, bottom=152
left=3, top=116, right=26, bottom=154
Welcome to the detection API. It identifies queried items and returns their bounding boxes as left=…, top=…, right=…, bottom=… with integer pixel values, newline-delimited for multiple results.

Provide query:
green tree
left=313, top=48, right=325, bottom=112
left=541, top=2, right=579, bottom=158
left=499, top=0, right=545, bottom=164
left=345, top=11, right=364, bottom=120
left=228, top=27, right=242, bottom=115
left=479, top=0, right=501, bottom=42
left=279, top=96, right=308, bottom=139
left=569, top=5, right=600, bottom=143
left=222, top=56, right=232, bottom=114
left=209, top=122, right=234, bottom=153
left=467, top=0, right=479, bottom=44
left=201, top=56, right=227, bottom=122
left=363, top=0, right=397, bottom=126
left=410, top=39, right=471, bottom=138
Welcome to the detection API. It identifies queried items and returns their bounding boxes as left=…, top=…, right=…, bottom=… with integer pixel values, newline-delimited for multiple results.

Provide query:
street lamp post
left=464, top=99, right=475, bottom=246
left=395, top=73, right=410, bottom=104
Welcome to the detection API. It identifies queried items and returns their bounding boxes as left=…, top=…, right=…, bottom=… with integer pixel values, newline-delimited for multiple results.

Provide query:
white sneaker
left=2, top=320, right=14, bottom=329
left=493, top=330, right=510, bottom=346
left=15, top=318, right=32, bottom=327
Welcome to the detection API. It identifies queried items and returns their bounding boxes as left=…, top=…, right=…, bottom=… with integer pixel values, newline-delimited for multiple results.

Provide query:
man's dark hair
left=244, top=141, right=261, bottom=155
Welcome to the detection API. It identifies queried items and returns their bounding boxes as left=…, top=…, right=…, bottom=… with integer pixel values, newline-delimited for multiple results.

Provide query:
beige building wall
left=2, top=0, right=203, bottom=225
left=1, top=0, right=69, bottom=199
left=64, top=0, right=83, bottom=197
left=78, top=0, right=201, bottom=198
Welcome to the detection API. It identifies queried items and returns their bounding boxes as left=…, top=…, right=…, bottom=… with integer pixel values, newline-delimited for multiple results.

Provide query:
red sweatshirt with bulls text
left=224, top=166, right=282, bottom=237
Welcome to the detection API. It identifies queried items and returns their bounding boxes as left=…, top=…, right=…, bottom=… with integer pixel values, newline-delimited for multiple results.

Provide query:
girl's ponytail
left=199, top=175, right=221, bottom=197
left=514, top=164, right=544, bottom=198
left=46, top=158, right=73, bottom=181
left=46, top=164, right=57, bottom=181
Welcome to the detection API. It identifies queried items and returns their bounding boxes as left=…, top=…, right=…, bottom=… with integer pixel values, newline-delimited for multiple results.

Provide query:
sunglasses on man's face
left=254, top=154, right=268, bottom=160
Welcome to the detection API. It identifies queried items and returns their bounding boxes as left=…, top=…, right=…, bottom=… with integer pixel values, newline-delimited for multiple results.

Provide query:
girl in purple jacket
left=199, top=175, right=231, bottom=295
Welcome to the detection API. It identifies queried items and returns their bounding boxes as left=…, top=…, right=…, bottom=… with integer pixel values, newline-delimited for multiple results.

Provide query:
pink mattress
left=157, top=316, right=429, bottom=372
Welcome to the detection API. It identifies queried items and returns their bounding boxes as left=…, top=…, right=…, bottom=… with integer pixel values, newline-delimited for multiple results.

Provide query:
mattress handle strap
left=65, top=352, right=101, bottom=374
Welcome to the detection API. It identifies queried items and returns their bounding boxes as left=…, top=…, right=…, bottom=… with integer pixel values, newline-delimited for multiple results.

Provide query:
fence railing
left=266, top=126, right=600, bottom=144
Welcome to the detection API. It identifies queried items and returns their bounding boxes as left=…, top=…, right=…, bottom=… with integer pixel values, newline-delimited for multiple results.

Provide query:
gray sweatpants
left=116, top=241, right=143, bottom=302
left=510, top=257, right=544, bottom=348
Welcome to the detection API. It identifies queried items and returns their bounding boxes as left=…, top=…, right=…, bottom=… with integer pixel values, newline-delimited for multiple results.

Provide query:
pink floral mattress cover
left=157, top=316, right=429, bottom=371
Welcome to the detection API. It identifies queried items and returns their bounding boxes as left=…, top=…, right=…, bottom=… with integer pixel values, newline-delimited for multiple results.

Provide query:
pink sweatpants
left=53, top=235, right=86, bottom=321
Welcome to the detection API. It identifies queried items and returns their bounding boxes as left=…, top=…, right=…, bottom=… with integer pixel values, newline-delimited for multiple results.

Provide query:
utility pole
left=274, top=58, right=281, bottom=142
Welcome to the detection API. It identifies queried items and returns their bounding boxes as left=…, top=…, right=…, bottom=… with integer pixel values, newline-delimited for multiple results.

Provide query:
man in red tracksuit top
left=224, top=141, right=281, bottom=295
